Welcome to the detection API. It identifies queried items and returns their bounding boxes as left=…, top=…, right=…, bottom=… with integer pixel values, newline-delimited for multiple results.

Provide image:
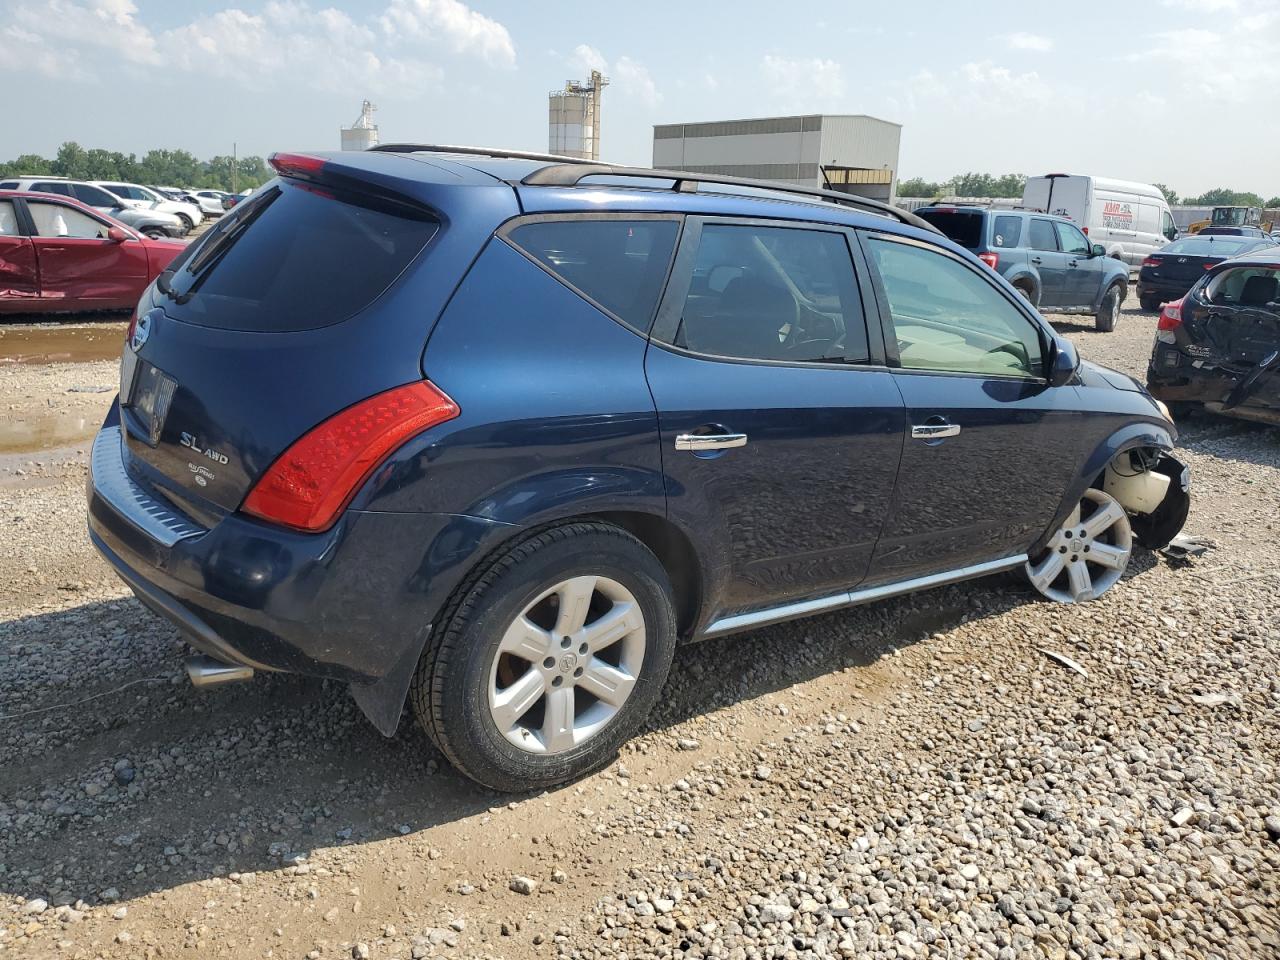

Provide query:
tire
left=1139, top=294, right=1160, bottom=313
left=143, top=228, right=167, bottom=239
left=177, top=213, right=194, bottom=231
left=1013, top=282, right=1037, bottom=308
left=1095, top=283, right=1123, bottom=332
left=411, top=522, right=677, bottom=792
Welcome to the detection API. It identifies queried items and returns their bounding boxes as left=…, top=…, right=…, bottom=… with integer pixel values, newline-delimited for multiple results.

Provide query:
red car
left=0, top=189, right=185, bottom=314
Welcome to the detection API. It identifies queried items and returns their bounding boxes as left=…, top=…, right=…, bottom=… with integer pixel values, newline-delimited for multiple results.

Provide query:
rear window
left=1164, top=237, right=1248, bottom=257
left=505, top=218, right=679, bottom=331
left=916, top=210, right=983, bottom=249
left=156, top=180, right=438, bottom=332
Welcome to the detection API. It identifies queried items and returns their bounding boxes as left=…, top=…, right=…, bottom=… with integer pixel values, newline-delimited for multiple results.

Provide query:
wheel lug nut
left=573, top=666, right=584, bottom=678
left=1059, top=546, right=1068, bottom=554
left=543, top=657, right=555, bottom=669
left=578, top=642, right=588, bottom=655
left=560, top=637, right=571, bottom=649
left=551, top=675, right=563, bottom=687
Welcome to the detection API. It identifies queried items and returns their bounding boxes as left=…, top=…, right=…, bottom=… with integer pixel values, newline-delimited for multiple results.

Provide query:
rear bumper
left=87, top=406, right=515, bottom=689
left=1147, top=353, right=1280, bottom=425
left=1136, top=278, right=1194, bottom=302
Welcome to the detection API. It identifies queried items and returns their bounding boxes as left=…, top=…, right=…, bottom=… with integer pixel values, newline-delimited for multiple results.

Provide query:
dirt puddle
left=0, top=413, right=100, bottom=455
left=0, top=322, right=126, bottom=365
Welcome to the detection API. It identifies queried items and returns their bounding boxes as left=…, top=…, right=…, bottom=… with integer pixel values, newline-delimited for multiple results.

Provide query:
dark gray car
left=917, top=206, right=1131, bottom=331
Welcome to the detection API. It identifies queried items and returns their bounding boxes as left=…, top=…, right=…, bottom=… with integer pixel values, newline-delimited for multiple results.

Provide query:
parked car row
left=0, top=176, right=187, bottom=239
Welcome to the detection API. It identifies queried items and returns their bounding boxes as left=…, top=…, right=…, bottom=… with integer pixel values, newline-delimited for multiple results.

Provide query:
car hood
left=1078, top=359, right=1145, bottom=392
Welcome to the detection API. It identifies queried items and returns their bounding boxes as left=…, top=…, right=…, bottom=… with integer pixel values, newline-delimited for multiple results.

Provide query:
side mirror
left=1091, top=243, right=1106, bottom=258
left=1047, top=337, right=1079, bottom=387
left=106, top=226, right=130, bottom=243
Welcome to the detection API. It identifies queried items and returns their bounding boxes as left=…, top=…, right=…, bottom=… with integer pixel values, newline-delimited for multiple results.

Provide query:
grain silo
left=548, top=71, right=608, bottom=160
left=341, top=100, right=379, bottom=151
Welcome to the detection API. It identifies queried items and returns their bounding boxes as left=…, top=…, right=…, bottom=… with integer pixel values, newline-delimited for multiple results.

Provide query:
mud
left=0, top=322, right=127, bottom=365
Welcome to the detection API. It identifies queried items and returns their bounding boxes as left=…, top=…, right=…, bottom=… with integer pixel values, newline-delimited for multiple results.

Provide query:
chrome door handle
left=1030, top=257, right=1042, bottom=264
left=911, top=422, right=961, bottom=440
left=675, top=432, right=748, bottom=451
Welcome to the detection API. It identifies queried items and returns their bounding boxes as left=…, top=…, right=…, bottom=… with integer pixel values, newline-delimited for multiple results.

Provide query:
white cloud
left=379, top=0, right=514, bottom=66
left=563, top=46, right=661, bottom=107
left=570, top=43, right=607, bottom=75
left=0, top=0, right=512, bottom=89
left=615, top=56, right=660, bottom=107
left=761, top=54, right=845, bottom=103
left=1001, top=31, right=1053, bottom=52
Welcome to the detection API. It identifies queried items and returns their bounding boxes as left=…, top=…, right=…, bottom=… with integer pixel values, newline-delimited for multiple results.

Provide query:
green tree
left=1188, top=187, right=1264, bottom=207
left=1266, top=197, right=1280, bottom=209
left=0, top=153, right=53, bottom=178
left=898, top=176, right=945, bottom=198
left=1152, top=182, right=1179, bottom=205
left=51, top=141, right=91, bottom=180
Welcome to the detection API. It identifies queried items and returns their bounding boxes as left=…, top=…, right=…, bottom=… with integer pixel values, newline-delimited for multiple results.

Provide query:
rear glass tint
left=916, top=210, right=983, bottom=248
left=1164, top=237, right=1248, bottom=257
left=506, top=218, right=679, bottom=331
left=157, top=180, right=437, bottom=332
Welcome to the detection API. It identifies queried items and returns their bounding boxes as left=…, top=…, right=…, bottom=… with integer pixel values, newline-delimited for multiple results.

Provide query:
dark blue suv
left=88, top=147, right=1190, bottom=790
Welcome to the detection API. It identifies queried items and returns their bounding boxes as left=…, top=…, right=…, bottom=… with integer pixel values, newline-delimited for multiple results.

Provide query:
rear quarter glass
left=916, top=210, right=983, bottom=248
left=156, top=179, right=438, bottom=332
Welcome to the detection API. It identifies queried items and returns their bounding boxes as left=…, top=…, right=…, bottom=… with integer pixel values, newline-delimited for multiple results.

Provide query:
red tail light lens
left=1081, top=226, right=1089, bottom=235
left=242, top=381, right=459, bottom=532
left=977, top=252, right=1000, bottom=270
left=1142, top=257, right=1160, bottom=267
left=268, top=152, right=327, bottom=180
left=1157, top=298, right=1183, bottom=331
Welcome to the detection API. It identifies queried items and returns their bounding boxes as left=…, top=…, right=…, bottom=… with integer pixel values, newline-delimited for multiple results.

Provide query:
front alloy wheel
left=489, top=576, right=646, bottom=754
left=1026, top=488, right=1132, bottom=603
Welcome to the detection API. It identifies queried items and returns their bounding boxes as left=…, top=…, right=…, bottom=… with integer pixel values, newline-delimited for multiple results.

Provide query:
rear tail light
left=242, top=380, right=459, bottom=532
left=1142, top=257, right=1161, bottom=267
left=977, top=252, right=1000, bottom=270
left=1081, top=226, right=1089, bottom=235
left=1205, top=261, right=1219, bottom=269
left=269, top=152, right=327, bottom=181
left=1157, top=298, right=1183, bottom=331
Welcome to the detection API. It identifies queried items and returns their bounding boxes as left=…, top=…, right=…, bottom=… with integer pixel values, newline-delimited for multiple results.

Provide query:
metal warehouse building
left=651, top=114, right=901, bottom=201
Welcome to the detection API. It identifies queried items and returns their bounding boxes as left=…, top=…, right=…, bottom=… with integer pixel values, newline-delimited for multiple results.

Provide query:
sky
left=2, top=0, right=1277, bottom=198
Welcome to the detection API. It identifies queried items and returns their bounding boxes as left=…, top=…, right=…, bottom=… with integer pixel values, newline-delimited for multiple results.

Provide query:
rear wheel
left=412, top=522, right=677, bottom=792
left=1139, top=294, right=1161, bottom=312
left=1026, top=489, right=1132, bottom=603
left=1013, top=281, right=1037, bottom=308
left=1095, top=283, right=1123, bottom=332
left=176, top=213, right=194, bottom=232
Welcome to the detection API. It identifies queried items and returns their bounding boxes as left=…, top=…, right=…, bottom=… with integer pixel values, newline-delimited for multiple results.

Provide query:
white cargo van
left=1022, top=175, right=1178, bottom=268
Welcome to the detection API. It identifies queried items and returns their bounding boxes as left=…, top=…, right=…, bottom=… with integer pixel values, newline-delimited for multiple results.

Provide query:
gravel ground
left=1, top=302, right=1277, bottom=960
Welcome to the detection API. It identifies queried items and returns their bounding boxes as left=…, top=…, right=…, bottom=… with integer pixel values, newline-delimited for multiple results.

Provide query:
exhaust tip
left=185, top=654, right=254, bottom=688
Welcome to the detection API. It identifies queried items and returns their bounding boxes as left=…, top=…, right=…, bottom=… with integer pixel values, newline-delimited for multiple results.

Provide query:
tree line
left=0, top=142, right=272, bottom=193
left=899, top=172, right=1280, bottom=208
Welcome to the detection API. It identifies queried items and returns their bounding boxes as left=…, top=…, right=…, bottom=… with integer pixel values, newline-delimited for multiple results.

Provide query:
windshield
left=1164, top=237, right=1249, bottom=257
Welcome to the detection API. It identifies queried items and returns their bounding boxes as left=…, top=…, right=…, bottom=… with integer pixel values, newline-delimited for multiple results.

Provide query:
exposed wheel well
left=586, top=511, right=702, bottom=639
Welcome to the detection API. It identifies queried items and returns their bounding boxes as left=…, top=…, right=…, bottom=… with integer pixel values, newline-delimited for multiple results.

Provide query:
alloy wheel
left=487, top=575, right=646, bottom=754
left=1026, top=488, right=1132, bottom=603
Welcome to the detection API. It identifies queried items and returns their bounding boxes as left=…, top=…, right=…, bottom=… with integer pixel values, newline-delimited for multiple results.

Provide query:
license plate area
left=128, top=361, right=179, bottom=447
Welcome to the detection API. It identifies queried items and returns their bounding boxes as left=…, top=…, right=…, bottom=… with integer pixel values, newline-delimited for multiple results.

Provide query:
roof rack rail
left=368, top=143, right=595, bottom=165
left=520, top=163, right=940, bottom=234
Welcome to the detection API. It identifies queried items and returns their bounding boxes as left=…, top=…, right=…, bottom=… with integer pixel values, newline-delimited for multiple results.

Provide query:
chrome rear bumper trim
left=702, top=554, right=1028, bottom=638
left=91, top=425, right=203, bottom=548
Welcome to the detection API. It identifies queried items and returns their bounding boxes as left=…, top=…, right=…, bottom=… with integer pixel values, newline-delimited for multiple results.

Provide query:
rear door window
left=504, top=218, right=679, bottom=332
left=72, top=183, right=123, bottom=207
left=32, top=182, right=72, bottom=197
left=1029, top=219, right=1059, bottom=251
left=156, top=180, right=438, bottom=332
left=666, top=222, right=868, bottom=364
left=991, top=215, right=1022, bottom=248
left=0, top=201, right=18, bottom=235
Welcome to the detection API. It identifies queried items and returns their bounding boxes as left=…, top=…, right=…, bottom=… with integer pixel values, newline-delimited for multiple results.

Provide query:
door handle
left=675, top=432, right=747, bottom=451
left=1068, top=259, right=1079, bottom=267
left=911, top=421, right=961, bottom=440
left=1030, top=256, right=1042, bottom=264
